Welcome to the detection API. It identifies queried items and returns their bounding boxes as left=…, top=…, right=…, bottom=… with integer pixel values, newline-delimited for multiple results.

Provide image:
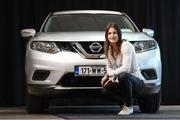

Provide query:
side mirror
left=142, top=28, right=154, bottom=37
left=20, top=28, right=36, bottom=39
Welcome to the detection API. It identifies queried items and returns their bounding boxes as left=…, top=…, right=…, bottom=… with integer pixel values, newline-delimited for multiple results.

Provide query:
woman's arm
left=109, top=42, right=133, bottom=77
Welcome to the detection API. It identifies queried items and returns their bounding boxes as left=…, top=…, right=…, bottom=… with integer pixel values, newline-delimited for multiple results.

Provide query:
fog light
left=141, top=69, right=157, bottom=80
left=32, top=70, right=50, bottom=81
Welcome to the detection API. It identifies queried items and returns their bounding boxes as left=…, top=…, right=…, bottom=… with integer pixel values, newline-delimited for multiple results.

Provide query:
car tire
left=138, top=91, right=161, bottom=113
left=25, top=94, right=48, bottom=113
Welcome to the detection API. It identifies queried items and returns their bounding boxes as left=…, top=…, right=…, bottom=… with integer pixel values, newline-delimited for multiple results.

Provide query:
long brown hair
left=104, top=23, right=123, bottom=60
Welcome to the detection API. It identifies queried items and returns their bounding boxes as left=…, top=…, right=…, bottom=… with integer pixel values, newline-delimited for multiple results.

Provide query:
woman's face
left=107, top=27, right=118, bottom=43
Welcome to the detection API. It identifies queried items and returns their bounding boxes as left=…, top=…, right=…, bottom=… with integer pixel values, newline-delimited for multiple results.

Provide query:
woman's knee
left=118, top=72, right=129, bottom=82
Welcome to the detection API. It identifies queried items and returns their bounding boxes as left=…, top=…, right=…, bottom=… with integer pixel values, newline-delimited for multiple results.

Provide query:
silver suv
left=21, top=10, right=162, bottom=113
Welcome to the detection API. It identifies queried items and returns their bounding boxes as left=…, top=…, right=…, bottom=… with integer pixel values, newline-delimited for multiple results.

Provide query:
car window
left=42, top=14, right=138, bottom=32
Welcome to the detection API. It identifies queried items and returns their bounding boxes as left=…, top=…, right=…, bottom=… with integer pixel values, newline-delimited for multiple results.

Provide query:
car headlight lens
left=30, top=41, right=60, bottom=54
left=56, top=42, right=75, bottom=52
left=133, top=40, right=157, bottom=53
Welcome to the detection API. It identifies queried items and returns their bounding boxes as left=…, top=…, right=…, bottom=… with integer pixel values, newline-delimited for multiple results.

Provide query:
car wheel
left=138, top=91, right=161, bottom=113
left=26, top=94, right=48, bottom=113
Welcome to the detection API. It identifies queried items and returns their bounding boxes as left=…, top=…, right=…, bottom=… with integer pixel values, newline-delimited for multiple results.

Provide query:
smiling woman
left=101, top=23, right=145, bottom=115
left=107, top=27, right=119, bottom=43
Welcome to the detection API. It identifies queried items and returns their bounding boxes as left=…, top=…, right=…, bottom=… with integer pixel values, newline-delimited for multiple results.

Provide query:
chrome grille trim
left=73, top=42, right=105, bottom=59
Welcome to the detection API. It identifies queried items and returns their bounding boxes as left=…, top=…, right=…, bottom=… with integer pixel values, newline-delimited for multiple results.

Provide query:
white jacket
left=106, top=41, right=144, bottom=82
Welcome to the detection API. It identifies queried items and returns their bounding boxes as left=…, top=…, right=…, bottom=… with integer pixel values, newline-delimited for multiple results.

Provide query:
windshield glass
left=42, top=14, right=138, bottom=32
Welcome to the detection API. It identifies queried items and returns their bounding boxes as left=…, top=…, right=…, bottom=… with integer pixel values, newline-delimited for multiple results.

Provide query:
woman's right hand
left=101, top=75, right=108, bottom=86
left=101, top=75, right=114, bottom=87
left=103, top=79, right=114, bottom=87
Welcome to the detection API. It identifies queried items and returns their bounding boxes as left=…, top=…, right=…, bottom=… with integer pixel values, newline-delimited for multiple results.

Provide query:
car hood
left=33, top=31, right=154, bottom=42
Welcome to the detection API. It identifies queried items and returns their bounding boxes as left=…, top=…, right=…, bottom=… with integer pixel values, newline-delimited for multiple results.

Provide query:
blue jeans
left=101, top=72, right=144, bottom=107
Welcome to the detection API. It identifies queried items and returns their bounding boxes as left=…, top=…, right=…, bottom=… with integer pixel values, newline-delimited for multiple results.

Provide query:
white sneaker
left=117, top=106, right=133, bottom=115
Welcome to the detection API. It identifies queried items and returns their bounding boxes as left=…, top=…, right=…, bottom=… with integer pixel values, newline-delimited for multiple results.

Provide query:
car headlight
left=55, top=42, right=76, bottom=52
left=30, top=41, right=60, bottom=54
left=133, top=40, right=157, bottom=53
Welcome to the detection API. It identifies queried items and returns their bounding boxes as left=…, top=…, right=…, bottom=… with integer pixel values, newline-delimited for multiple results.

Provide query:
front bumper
left=27, top=82, right=161, bottom=97
left=26, top=43, right=162, bottom=97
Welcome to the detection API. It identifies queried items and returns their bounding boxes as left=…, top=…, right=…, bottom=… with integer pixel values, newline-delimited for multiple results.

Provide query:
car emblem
left=89, top=42, right=102, bottom=53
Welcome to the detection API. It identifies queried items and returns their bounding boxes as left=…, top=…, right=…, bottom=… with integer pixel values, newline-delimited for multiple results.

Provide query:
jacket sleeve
left=113, top=42, right=133, bottom=76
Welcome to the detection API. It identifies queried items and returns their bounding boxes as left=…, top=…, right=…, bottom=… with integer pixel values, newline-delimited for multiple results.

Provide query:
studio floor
left=0, top=105, right=180, bottom=119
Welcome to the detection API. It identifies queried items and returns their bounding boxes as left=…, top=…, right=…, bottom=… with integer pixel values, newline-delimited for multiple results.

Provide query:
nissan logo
left=89, top=42, right=102, bottom=53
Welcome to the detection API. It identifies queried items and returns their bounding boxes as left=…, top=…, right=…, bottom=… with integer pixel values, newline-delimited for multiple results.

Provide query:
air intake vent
left=141, top=69, right=157, bottom=80
left=32, top=70, right=50, bottom=81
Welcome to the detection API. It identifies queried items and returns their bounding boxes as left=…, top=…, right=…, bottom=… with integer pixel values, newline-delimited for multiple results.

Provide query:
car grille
left=77, top=42, right=104, bottom=54
left=56, top=42, right=104, bottom=59
left=56, top=73, right=102, bottom=87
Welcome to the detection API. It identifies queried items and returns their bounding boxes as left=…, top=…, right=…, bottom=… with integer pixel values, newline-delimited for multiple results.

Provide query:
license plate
left=74, top=66, right=106, bottom=76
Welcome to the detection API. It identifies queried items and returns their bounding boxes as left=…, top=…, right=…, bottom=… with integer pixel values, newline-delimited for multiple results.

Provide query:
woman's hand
left=101, top=75, right=114, bottom=87
left=101, top=75, right=108, bottom=86
left=103, top=79, right=114, bottom=87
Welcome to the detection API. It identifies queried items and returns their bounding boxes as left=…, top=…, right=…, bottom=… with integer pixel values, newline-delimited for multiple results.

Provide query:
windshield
left=42, top=14, right=138, bottom=32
